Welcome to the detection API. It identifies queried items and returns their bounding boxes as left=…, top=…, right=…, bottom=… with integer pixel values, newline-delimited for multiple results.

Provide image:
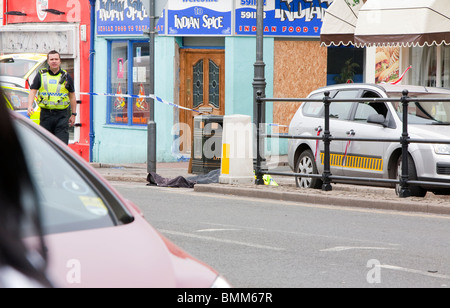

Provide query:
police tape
left=78, top=92, right=201, bottom=113
left=16, top=86, right=199, bottom=113
left=31, top=88, right=289, bottom=127
left=78, top=92, right=289, bottom=129
left=7, top=86, right=304, bottom=129
left=267, top=123, right=289, bottom=128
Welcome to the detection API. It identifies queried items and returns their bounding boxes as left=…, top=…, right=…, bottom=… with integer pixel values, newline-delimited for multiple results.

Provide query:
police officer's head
left=47, top=50, right=61, bottom=73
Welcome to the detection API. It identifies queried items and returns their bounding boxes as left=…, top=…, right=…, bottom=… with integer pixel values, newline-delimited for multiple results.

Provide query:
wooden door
left=179, top=49, right=225, bottom=154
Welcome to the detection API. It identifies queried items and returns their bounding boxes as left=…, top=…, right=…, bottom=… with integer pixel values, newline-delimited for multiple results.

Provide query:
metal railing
left=254, top=90, right=450, bottom=198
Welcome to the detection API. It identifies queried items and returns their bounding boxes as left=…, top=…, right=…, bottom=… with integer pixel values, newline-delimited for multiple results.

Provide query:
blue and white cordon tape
left=78, top=91, right=201, bottom=113
left=26, top=87, right=288, bottom=127
left=79, top=91, right=288, bottom=128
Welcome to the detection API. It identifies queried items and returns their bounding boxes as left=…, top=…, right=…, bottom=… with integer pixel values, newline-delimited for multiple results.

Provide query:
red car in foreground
left=12, top=111, right=230, bottom=288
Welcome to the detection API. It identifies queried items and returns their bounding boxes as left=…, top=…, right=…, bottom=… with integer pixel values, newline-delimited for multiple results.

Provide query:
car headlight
left=434, top=144, right=450, bottom=155
left=211, top=275, right=232, bottom=288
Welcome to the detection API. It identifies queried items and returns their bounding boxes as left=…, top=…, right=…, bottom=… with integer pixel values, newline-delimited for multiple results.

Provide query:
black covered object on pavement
left=147, top=169, right=220, bottom=188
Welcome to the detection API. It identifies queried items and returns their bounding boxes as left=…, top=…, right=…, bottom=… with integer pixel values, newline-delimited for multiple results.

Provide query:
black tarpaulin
left=146, top=169, right=220, bottom=188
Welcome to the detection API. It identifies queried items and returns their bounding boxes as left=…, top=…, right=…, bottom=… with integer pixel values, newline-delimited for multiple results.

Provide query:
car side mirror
left=367, top=114, right=387, bottom=126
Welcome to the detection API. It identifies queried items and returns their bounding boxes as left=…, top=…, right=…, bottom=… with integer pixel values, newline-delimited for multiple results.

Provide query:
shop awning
left=320, top=0, right=365, bottom=47
left=354, top=0, right=450, bottom=47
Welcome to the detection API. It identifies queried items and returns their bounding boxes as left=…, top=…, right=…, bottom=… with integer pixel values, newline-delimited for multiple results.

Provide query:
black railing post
left=255, top=91, right=264, bottom=185
left=399, top=90, right=411, bottom=198
left=322, top=91, right=332, bottom=191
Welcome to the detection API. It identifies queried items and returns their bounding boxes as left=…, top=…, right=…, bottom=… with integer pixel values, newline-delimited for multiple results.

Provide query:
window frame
left=106, top=39, right=150, bottom=126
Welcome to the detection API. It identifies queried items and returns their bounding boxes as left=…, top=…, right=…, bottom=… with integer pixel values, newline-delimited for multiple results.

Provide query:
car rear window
left=0, top=59, right=38, bottom=78
left=303, top=91, right=354, bottom=120
left=302, top=93, right=324, bottom=117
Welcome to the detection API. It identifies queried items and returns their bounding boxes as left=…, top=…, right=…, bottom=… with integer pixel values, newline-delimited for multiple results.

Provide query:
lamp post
left=253, top=0, right=266, bottom=184
left=141, top=0, right=167, bottom=173
left=147, top=0, right=157, bottom=173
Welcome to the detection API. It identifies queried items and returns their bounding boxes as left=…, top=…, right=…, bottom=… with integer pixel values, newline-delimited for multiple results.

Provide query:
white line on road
left=380, top=265, right=450, bottom=280
left=203, top=222, right=400, bottom=247
left=196, top=228, right=240, bottom=232
left=320, top=246, right=397, bottom=252
left=160, top=229, right=285, bottom=251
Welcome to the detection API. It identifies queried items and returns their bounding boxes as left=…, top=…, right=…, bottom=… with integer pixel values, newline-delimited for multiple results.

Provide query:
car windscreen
left=0, top=58, right=38, bottom=78
left=14, top=120, right=116, bottom=235
left=390, top=94, right=450, bottom=125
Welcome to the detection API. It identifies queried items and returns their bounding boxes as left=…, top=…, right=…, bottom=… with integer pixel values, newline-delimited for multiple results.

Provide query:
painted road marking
left=196, top=228, right=240, bottom=232
left=160, top=229, right=285, bottom=251
left=320, top=246, right=397, bottom=252
left=380, top=264, right=450, bottom=280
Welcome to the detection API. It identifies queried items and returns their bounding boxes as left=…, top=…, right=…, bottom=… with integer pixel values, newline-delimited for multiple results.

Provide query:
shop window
left=108, top=40, right=150, bottom=125
left=326, top=46, right=364, bottom=85
left=410, top=46, right=437, bottom=87
left=410, top=45, right=450, bottom=88
left=442, top=46, right=450, bottom=88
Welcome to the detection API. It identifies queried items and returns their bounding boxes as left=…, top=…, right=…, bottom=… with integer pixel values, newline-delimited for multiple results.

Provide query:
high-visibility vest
left=37, top=69, right=70, bottom=110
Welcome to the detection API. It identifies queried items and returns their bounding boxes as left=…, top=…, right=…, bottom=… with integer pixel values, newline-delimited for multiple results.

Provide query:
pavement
left=90, top=156, right=450, bottom=216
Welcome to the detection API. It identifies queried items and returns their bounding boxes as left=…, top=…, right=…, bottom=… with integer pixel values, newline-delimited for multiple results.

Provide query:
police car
left=288, top=83, right=450, bottom=197
left=2, top=85, right=40, bottom=124
left=0, top=53, right=47, bottom=89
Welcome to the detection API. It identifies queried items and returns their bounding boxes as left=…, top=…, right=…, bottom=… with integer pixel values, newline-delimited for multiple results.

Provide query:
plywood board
left=273, top=40, right=327, bottom=133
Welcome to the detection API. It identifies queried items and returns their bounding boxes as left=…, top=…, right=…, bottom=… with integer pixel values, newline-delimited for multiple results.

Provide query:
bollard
left=219, top=115, right=254, bottom=185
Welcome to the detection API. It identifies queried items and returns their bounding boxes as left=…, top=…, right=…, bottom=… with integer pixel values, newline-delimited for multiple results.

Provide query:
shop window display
left=108, top=41, right=150, bottom=125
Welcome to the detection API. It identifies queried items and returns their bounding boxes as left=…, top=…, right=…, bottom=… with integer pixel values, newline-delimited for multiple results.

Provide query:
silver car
left=288, top=83, right=450, bottom=197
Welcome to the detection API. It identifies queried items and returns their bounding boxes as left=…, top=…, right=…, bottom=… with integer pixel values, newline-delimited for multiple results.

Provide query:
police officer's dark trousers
left=40, top=108, right=70, bottom=144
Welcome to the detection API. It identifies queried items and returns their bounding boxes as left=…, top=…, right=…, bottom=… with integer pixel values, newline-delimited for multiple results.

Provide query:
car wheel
left=395, top=155, right=427, bottom=197
left=295, top=150, right=322, bottom=189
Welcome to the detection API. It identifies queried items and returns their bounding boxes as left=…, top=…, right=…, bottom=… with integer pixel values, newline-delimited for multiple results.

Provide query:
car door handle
left=315, top=126, right=322, bottom=133
left=346, top=129, right=355, bottom=136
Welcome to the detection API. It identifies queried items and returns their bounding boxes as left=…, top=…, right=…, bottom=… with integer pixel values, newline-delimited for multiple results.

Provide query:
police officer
left=27, top=50, right=77, bottom=144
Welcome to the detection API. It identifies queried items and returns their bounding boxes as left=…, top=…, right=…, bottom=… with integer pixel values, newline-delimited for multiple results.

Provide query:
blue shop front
left=91, top=0, right=337, bottom=164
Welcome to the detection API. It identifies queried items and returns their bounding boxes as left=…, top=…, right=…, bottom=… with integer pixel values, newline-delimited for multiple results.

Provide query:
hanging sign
left=235, top=0, right=332, bottom=37
left=97, top=0, right=150, bottom=36
left=167, top=0, right=232, bottom=36
left=96, top=0, right=331, bottom=37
